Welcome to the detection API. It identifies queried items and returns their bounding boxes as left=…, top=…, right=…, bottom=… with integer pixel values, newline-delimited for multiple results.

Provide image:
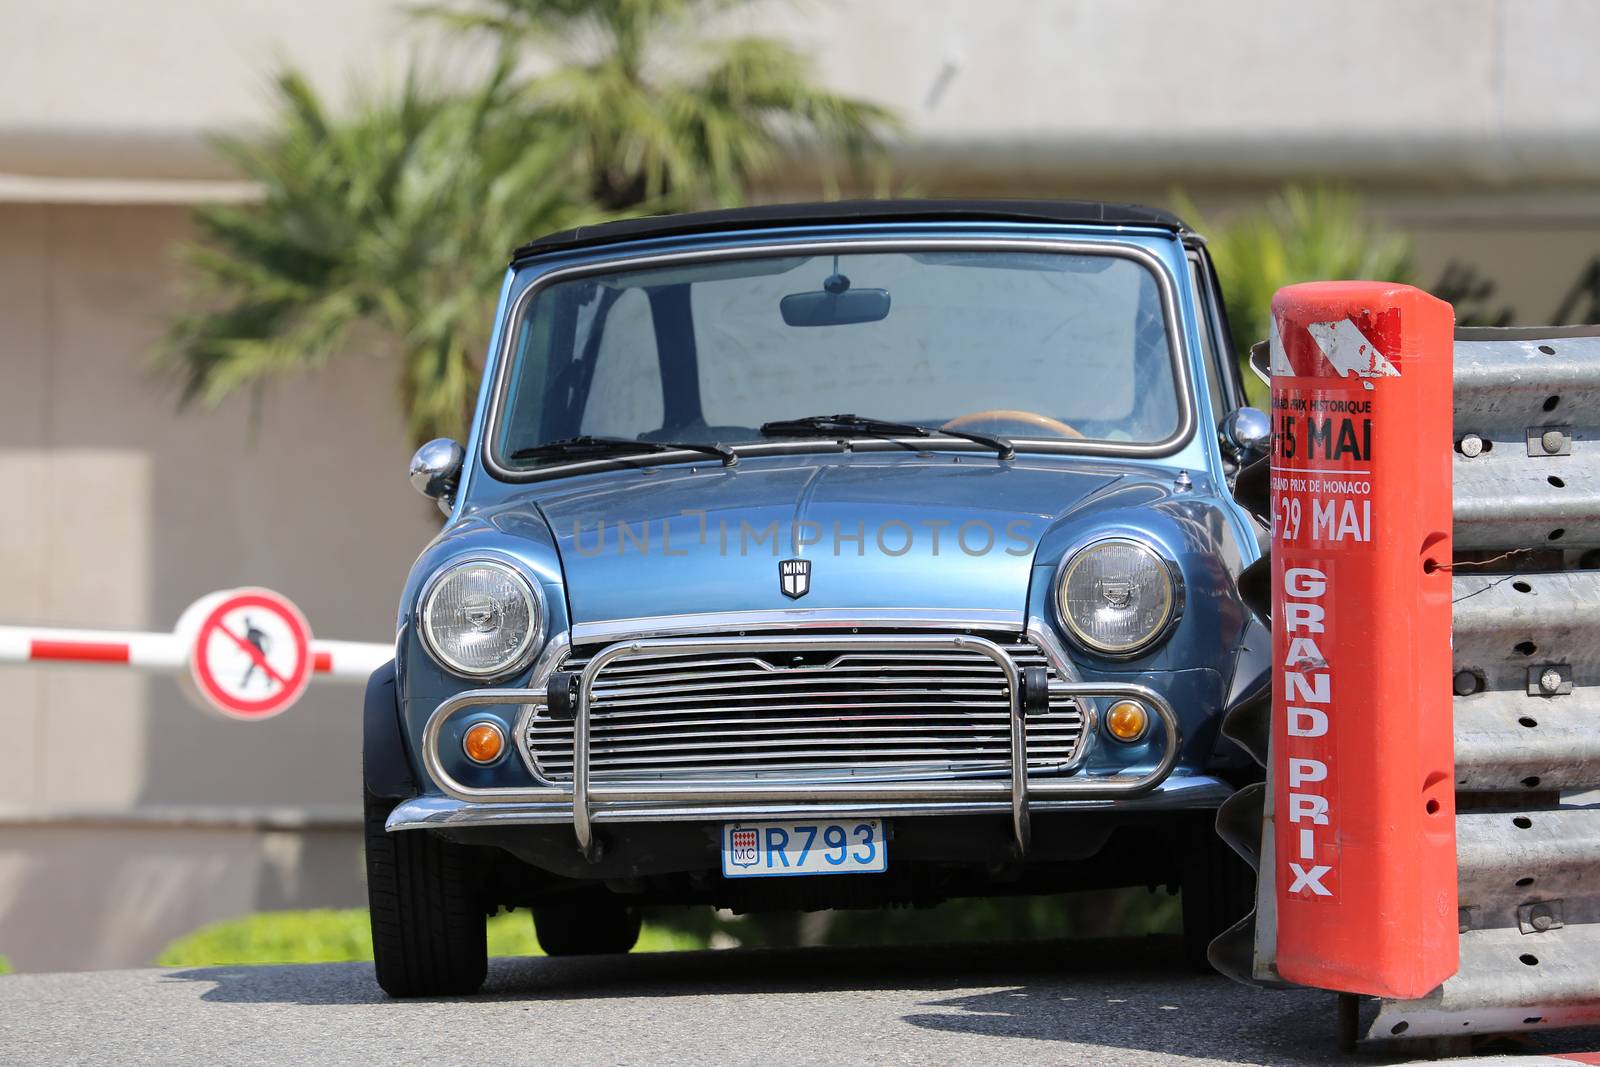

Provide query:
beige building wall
left=0, top=203, right=439, bottom=970
left=9, top=0, right=1600, bottom=190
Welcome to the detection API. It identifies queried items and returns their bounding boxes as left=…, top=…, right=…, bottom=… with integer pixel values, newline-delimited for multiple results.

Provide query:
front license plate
left=721, top=819, right=887, bottom=878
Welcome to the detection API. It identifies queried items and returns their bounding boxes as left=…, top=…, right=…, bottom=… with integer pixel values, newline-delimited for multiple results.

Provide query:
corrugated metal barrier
left=1361, top=326, right=1600, bottom=1044
left=1215, top=320, right=1600, bottom=1052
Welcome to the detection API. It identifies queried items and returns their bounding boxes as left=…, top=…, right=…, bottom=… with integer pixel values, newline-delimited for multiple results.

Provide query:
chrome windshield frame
left=482, top=237, right=1198, bottom=483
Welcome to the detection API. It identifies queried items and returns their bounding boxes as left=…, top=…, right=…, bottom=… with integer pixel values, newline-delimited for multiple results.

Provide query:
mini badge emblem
left=729, top=827, right=760, bottom=868
left=779, top=558, right=811, bottom=599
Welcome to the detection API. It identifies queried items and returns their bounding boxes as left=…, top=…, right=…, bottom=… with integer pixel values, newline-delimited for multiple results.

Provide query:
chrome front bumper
left=401, top=632, right=1186, bottom=856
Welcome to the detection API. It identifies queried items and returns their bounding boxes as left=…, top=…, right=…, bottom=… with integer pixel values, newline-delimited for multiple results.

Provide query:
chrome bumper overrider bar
left=417, top=633, right=1181, bottom=857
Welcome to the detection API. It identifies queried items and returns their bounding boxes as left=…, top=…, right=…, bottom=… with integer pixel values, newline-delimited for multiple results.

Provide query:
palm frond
left=165, top=1, right=900, bottom=441
left=1181, top=185, right=1413, bottom=404
left=158, top=64, right=595, bottom=442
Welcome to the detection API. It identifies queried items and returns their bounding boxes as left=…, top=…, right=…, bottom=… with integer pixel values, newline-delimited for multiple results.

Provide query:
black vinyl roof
left=512, top=198, right=1189, bottom=262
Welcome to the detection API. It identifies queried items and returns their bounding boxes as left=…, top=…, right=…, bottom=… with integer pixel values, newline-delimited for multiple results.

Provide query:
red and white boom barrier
left=0, top=587, right=391, bottom=721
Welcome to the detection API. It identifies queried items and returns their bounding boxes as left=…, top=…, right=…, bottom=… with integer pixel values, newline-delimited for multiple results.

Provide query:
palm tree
left=162, top=63, right=593, bottom=443
left=421, top=0, right=897, bottom=209
left=163, top=2, right=894, bottom=441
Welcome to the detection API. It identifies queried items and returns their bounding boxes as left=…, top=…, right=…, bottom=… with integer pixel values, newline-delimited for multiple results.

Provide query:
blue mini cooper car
left=363, top=199, right=1273, bottom=996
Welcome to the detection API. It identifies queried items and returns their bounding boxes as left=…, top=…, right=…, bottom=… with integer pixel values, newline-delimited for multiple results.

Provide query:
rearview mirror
left=779, top=288, right=891, bottom=328
left=409, top=438, right=464, bottom=515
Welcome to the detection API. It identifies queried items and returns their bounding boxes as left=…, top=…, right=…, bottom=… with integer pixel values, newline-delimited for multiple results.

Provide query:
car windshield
left=495, top=247, right=1183, bottom=468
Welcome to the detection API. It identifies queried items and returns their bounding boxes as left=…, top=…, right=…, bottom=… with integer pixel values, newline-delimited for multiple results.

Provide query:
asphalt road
left=2, top=936, right=1597, bottom=1066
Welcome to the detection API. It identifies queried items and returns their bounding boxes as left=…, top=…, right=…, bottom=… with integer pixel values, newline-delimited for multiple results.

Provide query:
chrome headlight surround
left=1053, top=536, right=1184, bottom=658
left=419, top=558, right=543, bottom=679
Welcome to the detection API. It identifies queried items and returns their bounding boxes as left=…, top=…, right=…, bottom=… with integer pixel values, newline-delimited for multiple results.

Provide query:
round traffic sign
left=187, top=588, right=313, bottom=721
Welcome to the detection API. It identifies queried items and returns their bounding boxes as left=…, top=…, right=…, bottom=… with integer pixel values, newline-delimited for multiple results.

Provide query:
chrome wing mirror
left=1220, top=407, right=1271, bottom=466
left=409, top=438, right=464, bottom=515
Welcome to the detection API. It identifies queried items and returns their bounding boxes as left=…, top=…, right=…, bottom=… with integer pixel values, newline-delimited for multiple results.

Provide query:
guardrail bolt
left=1453, top=670, right=1482, bottom=696
left=1539, top=668, right=1564, bottom=694
left=1518, top=900, right=1566, bottom=935
left=1541, top=430, right=1567, bottom=455
left=1458, top=434, right=1484, bottom=458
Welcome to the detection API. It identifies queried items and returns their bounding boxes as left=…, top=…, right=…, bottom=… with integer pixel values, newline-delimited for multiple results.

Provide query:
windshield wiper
left=759, top=414, right=1015, bottom=461
left=510, top=435, right=737, bottom=467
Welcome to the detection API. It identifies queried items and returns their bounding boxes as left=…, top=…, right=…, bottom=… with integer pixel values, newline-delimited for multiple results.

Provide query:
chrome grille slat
left=534, top=742, right=1081, bottom=764
left=586, top=701, right=1039, bottom=717
left=592, top=665, right=1013, bottom=686
left=527, top=633, right=1082, bottom=783
left=594, top=682, right=1008, bottom=702
left=536, top=754, right=1081, bottom=770
left=535, top=712, right=1080, bottom=734
left=584, top=735, right=1045, bottom=755
left=564, top=652, right=1051, bottom=679
left=596, top=668, right=1012, bottom=690
left=568, top=759, right=1060, bottom=777
left=573, top=727, right=1051, bottom=748
left=590, top=649, right=1037, bottom=668
left=548, top=748, right=1066, bottom=769
left=590, top=697, right=1016, bottom=714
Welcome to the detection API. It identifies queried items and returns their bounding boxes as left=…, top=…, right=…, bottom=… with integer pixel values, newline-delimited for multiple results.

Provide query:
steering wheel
left=943, top=409, right=1084, bottom=439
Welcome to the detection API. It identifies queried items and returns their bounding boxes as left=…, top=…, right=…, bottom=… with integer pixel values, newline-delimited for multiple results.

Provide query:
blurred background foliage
left=156, top=909, right=698, bottom=966
left=156, top=891, right=1178, bottom=966
left=1183, top=185, right=1414, bottom=364
left=420, top=0, right=895, bottom=211
left=1182, top=185, right=1413, bottom=407
left=163, top=64, right=594, bottom=444
left=161, top=0, right=893, bottom=443
left=1191, top=183, right=1547, bottom=407
left=669, top=889, right=1179, bottom=949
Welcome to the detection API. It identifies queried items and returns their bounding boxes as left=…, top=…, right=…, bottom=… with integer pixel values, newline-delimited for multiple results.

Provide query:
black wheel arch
left=364, top=659, right=420, bottom=800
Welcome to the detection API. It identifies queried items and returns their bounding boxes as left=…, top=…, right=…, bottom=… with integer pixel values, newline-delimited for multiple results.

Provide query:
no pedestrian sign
left=187, top=588, right=313, bottom=720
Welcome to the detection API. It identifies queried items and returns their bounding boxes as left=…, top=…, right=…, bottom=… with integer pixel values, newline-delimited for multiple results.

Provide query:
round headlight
left=420, top=560, right=542, bottom=677
left=1055, top=538, right=1179, bottom=656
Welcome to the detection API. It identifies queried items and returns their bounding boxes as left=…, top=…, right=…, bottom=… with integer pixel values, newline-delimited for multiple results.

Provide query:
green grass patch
left=0, top=954, right=11, bottom=975
left=156, top=909, right=702, bottom=967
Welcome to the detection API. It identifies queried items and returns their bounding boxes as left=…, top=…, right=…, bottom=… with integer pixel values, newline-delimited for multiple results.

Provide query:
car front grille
left=523, top=631, right=1085, bottom=784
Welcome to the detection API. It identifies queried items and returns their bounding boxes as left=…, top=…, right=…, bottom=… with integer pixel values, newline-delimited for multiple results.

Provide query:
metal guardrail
left=1453, top=329, right=1600, bottom=550
left=1453, top=571, right=1600, bottom=791
left=1350, top=327, right=1600, bottom=1045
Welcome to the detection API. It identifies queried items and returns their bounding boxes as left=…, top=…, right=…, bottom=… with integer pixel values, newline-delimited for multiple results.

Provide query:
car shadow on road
left=162, top=935, right=1194, bottom=1005
left=898, top=972, right=1347, bottom=1067
left=165, top=936, right=1219, bottom=1004
left=159, top=937, right=1600, bottom=1065
left=159, top=934, right=1368, bottom=1063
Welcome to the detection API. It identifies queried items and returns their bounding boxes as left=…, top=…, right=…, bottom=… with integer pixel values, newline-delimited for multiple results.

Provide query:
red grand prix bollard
left=1268, top=282, right=1457, bottom=998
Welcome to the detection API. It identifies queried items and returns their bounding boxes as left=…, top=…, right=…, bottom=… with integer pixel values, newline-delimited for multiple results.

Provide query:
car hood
left=520, top=454, right=1175, bottom=624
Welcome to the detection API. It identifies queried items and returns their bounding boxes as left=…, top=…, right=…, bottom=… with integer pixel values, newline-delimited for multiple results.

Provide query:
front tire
left=533, top=895, right=642, bottom=957
left=1181, top=818, right=1256, bottom=973
left=364, top=791, right=488, bottom=997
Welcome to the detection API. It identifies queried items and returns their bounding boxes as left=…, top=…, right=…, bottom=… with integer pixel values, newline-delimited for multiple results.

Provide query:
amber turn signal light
left=1105, top=700, right=1149, bottom=743
left=463, top=721, right=506, bottom=764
